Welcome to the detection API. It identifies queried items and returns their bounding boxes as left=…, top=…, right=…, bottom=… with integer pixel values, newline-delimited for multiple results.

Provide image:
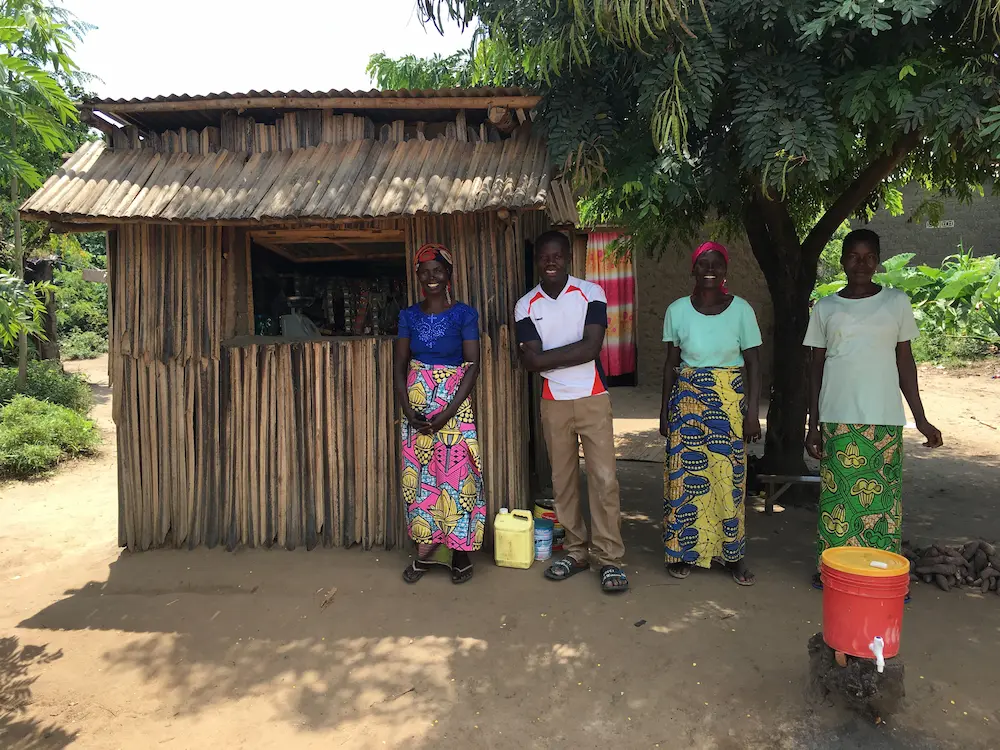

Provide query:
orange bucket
left=820, top=547, right=909, bottom=659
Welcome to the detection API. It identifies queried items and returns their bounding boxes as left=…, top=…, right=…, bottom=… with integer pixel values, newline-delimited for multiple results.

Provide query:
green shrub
left=52, top=267, right=109, bottom=361
left=911, top=332, right=994, bottom=364
left=60, top=330, right=108, bottom=361
left=0, top=360, right=92, bottom=414
left=54, top=268, right=108, bottom=336
left=0, top=396, right=99, bottom=479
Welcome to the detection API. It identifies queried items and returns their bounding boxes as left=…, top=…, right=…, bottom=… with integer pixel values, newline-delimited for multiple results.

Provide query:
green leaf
left=876, top=272, right=934, bottom=292
left=813, top=281, right=844, bottom=299
left=881, top=253, right=915, bottom=271
left=936, top=269, right=984, bottom=300
left=0, top=272, right=51, bottom=346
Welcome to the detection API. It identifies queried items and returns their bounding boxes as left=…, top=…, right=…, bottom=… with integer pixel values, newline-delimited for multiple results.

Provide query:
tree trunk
left=26, top=258, right=59, bottom=361
left=11, top=120, right=27, bottom=389
left=743, top=197, right=820, bottom=477
left=760, top=279, right=813, bottom=475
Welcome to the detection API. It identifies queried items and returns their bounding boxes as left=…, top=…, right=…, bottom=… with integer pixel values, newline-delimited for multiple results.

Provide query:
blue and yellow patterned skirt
left=664, top=366, right=747, bottom=568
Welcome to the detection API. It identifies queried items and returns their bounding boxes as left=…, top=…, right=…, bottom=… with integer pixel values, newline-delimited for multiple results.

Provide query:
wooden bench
left=756, top=474, right=821, bottom=515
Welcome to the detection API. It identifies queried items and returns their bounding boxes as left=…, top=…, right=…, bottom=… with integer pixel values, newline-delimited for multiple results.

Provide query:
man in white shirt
left=514, top=231, right=628, bottom=593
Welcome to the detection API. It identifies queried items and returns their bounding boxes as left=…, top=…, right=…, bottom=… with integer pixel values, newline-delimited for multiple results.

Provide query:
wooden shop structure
left=21, top=87, right=577, bottom=551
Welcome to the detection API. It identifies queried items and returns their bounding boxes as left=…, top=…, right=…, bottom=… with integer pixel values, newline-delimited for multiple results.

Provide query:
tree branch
left=803, top=128, right=923, bottom=261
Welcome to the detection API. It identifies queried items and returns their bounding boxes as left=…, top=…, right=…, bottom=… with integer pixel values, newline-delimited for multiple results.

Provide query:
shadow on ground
left=0, top=637, right=76, bottom=750
left=88, top=383, right=111, bottom=408
left=16, top=461, right=998, bottom=749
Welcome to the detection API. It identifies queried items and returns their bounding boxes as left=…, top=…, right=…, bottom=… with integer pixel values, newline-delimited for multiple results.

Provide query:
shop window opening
left=249, top=230, right=407, bottom=339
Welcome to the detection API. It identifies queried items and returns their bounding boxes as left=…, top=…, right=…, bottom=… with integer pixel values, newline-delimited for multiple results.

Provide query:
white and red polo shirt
left=514, top=276, right=608, bottom=401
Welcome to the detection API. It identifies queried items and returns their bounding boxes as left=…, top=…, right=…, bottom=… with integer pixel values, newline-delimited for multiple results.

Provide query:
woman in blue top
left=659, top=242, right=763, bottom=586
left=395, top=243, right=484, bottom=585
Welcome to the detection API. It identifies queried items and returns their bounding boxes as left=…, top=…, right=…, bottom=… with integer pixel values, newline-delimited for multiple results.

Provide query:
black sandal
left=600, top=565, right=629, bottom=593
left=402, top=561, right=429, bottom=584
left=451, top=563, right=474, bottom=584
left=544, top=557, right=589, bottom=581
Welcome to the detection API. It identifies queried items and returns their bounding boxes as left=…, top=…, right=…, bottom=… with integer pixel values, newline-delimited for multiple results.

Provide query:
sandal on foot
left=451, top=564, right=474, bottom=585
left=600, top=565, right=629, bottom=593
left=732, top=567, right=756, bottom=587
left=544, top=557, right=589, bottom=581
left=403, top=561, right=429, bottom=584
left=667, top=563, right=692, bottom=580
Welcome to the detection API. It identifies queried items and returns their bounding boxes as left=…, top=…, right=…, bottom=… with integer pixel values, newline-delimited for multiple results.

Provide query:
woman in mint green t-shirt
left=660, top=242, right=763, bottom=586
left=805, top=229, right=942, bottom=589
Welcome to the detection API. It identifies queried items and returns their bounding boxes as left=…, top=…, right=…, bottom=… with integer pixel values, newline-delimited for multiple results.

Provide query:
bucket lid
left=535, top=518, right=554, bottom=530
left=821, top=547, right=910, bottom=577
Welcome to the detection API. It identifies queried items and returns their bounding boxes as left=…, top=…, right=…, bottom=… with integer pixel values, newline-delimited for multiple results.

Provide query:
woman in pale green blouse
left=805, top=229, right=942, bottom=589
left=659, top=242, right=763, bottom=586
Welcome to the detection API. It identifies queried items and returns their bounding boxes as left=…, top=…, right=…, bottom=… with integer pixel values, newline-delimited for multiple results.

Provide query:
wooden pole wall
left=113, top=108, right=513, bottom=157
left=108, top=212, right=545, bottom=551
left=518, top=212, right=555, bottom=494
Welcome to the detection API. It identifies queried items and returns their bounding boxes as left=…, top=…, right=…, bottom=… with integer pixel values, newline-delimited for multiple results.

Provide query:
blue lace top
left=398, top=302, right=480, bottom=366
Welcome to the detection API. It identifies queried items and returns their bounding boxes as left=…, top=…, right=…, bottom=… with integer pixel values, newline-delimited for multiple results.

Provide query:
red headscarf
left=692, top=241, right=729, bottom=293
left=414, top=243, right=454, bottom=273
left=415, top=243, right=454, bottom=300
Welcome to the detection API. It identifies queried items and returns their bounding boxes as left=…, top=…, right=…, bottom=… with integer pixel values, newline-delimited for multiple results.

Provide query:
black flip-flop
left=402, top=561, right=428, bottom=584
left=451, top=564, right=474, bottom=585
left=600, top=565, right=629, bottom=593
left=544, top=557, right=589, bottom=581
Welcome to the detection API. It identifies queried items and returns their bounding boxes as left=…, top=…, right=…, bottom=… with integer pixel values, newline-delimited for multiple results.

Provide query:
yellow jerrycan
left=494, top=508, right=535, bottom=569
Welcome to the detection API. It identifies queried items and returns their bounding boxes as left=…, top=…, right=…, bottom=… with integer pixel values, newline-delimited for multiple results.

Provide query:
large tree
left=414, top=0, right=1000, bottom=472
left=1, top=0, right=88, bottom=381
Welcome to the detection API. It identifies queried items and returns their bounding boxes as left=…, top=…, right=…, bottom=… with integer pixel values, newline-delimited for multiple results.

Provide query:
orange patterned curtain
left=585, top=231, right=636, bottom=377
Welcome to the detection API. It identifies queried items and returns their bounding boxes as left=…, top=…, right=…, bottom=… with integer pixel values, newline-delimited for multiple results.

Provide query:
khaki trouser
left=540, top=393, right=624, bottom=567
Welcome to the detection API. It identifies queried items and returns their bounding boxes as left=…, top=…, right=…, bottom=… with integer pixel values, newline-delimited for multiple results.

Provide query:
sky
left=61, top=0, right=475, bottom=100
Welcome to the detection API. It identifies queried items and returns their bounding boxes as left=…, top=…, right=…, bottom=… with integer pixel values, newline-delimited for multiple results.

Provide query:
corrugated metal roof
left=88, top=87, right=535, bottom=108
left=545, top=178, right=578, bottom=227
left=21, top=137, right=578, bottom=225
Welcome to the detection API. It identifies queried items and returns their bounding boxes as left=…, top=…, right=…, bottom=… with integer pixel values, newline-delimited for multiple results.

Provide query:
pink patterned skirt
left=401, top=361, right=486, bottom=551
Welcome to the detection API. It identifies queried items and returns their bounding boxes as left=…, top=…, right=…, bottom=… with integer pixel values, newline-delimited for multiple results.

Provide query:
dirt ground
left=1, top=356, right=998, bottom=750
